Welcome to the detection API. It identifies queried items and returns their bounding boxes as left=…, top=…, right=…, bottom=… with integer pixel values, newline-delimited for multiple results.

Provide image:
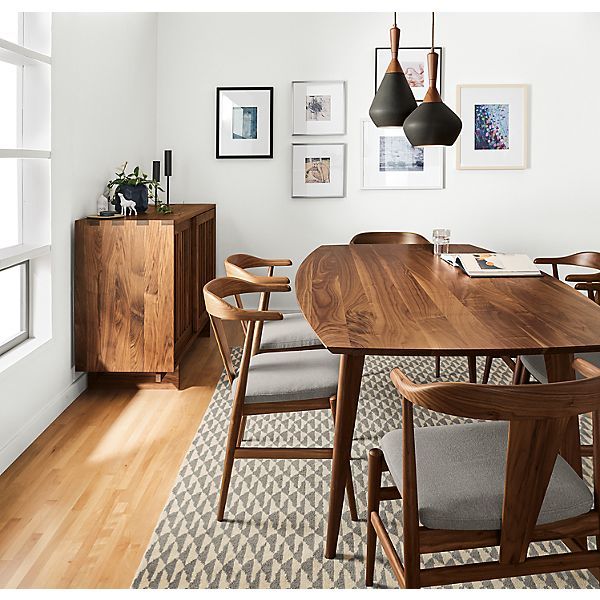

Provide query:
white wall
left=156, top=12, right=600, bottom=309
left=0, top=13, right=158, bottom=474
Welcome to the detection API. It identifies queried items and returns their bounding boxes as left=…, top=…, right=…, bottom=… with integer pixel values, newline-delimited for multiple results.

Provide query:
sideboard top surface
left=77, top=203, right=215, bottom=225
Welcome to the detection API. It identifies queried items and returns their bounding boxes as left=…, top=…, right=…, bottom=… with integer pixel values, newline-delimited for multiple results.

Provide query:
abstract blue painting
left=232, top=106, right=257, bottom=139
left=474, top=103, right=509, bottom=150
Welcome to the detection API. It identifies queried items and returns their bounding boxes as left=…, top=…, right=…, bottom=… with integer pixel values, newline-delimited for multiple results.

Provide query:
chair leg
left=237, top=416, right=247, bottom=447
left=482, top=356, right=493, bottom=384
left=366, top=448, right=384, bottom=587
left=217, top=410, right=244, bottom=522
left=434, top=355, right=441, bottom=378
left=467, top=356, right=477, bottom=383
left=513, top=356, right=531, bottom=384
left=512, top=356, right=523, bottom=384
left=330, top=397, right=359, bottom=522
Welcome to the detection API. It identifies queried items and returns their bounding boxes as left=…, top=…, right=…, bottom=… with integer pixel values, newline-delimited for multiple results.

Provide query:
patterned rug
left=132, top=354, right=597, bottom=589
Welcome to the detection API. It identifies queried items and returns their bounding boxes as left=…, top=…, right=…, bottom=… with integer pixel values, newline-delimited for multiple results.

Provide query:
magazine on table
left=440, top=253, right=542, bottom=278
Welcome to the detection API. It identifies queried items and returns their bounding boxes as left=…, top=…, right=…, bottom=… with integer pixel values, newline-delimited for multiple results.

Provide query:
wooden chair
left=514, top=252, right=600, bottom=385
left=483, top=252, right=600, bottom=386
left=203, top=277, right=357, bottom=521
left=366, top=358, right=600, bottom=589
left=350, top=232, right=479, bottom=383
left=225, top=254, right=323, bottom=356
left=350, top=231, right=431, bottom=245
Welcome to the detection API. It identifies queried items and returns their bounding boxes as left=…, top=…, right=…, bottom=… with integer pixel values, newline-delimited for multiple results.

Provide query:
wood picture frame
left=456, top=84, right=528, bottom=170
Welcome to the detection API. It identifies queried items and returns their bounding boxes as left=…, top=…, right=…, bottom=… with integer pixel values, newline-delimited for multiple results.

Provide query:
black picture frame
left=375, top=46, right=443, bottom=100
left=216, top=86, right=274, bottom=159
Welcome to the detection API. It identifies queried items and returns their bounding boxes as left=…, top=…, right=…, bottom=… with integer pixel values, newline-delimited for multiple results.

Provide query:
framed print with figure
left=456, top=84, right=528, bottom=170
left=292, top=143, right=346, bottom=198
left=216, top=87, right=273, bottom=158
left=375, top=47, right=442, bottom=101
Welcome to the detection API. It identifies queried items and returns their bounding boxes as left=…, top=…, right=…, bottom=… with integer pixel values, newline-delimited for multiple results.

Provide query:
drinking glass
left=432, top=228, right=451, bottom=256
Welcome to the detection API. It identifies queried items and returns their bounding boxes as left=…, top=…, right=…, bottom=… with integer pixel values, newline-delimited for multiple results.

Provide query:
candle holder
left=164, top=150, right=172, bottom=206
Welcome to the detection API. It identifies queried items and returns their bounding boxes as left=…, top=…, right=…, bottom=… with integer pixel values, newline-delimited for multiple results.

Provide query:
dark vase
left=113, top=184, right=148, bottom=214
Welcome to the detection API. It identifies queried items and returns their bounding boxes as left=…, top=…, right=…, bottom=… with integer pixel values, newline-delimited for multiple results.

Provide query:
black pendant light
left=403, top=13, right=462, bottom=146
left=369, top=13, right=417, bottom=127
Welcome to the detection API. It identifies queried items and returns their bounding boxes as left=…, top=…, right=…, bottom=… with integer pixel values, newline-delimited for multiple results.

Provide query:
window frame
left=0, top=260, right=29, bottom=356
left=0, top=12, right=51, bottom=359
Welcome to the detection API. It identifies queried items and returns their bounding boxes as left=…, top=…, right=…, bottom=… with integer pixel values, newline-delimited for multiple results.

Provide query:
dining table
left=295, top=243, right=600, bottom=559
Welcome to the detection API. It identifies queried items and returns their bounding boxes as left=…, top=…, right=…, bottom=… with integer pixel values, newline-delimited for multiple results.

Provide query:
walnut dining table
left=295, top=243, right=600, bottom=559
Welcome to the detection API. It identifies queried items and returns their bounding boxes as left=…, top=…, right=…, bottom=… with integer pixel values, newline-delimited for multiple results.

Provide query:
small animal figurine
left=118, top=193, right=137, bottom=216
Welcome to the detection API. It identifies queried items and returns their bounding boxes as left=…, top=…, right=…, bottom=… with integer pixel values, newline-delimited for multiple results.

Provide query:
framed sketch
left=292, top=143, right=346, bottom=198
left=292, top=81, right=346, bottom=135
left=361, top=119, right=443, bottom=190
left=375, top=47, right=442, bottom=101
left=216, top=87, right=273, bottom=158
left=456, top=84, right=528, bottom=170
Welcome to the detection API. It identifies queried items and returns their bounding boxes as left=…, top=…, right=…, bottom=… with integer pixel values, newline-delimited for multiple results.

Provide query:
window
left=0, top=12, right=51, bottom=358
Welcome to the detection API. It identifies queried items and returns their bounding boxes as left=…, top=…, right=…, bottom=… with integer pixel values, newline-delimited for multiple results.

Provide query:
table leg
left=325, top=353, right=365, bottom=559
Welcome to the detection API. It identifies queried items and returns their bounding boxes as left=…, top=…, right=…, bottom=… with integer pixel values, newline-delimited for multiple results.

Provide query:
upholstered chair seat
left=521, top=353, right=600, bottom=383
left=232, top=349, right=339, bottom=404
left=380, top=421, right=593, bottom=531
left=259, top=311, right=322, bottom=351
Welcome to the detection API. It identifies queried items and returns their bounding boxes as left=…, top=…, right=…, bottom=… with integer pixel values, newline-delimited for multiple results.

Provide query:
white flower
left=115, top=161, right=127, bottom=174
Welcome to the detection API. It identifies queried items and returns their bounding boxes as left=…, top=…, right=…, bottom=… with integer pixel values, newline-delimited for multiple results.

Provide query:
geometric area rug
left=132, top=353, right=597, bottom=589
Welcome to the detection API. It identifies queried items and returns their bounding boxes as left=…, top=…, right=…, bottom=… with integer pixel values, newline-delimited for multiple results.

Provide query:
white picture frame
left=216, top=87, right=273, bottom=158
left=292, top=81, right=347, bottom=136
left=292, top=143, right=346, bottom=198
left=456, top=84, right=528, bottom=170
left=375, top=47, right=443, bottom=102
left=361, top=120, right=444, bottom=190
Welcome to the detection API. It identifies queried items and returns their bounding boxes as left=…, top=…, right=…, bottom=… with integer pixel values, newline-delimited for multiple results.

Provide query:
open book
left=440, top=253, right=542, bottom=278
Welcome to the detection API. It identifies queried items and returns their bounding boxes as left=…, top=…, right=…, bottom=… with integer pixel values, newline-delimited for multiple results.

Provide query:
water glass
left=432, top=228, right=451, bottom=256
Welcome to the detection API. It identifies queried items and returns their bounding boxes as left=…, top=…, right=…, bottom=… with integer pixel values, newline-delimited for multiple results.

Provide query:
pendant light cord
left=394, top=11, right=397, bottom=27
left=431, top=11, right=435, bottom=52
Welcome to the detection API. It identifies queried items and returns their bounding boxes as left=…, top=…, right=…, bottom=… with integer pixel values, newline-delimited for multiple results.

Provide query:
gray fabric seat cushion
left=521, top=352, right=600, bottom=383
left=232, top=349, right=339, bottom=404
left=380, top=421, right=593, bottom=530
left=259, top=311, right=322, bottom=351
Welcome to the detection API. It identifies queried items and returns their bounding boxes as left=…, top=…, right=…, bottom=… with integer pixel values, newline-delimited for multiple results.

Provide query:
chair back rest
left=203, top=277, right=288, bottom=385
left=350, top=231, right=430, bottom=245
left=224, top=254, right=291, bottom=286
left=390, top=358, right=600, bottom=566
left=535, top=251, right=600, bottom=280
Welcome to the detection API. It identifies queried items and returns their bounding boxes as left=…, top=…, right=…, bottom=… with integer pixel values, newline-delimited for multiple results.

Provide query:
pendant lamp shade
left=369, top=16, right=417, bottom=127
left=403, top=15, right=462, bottom=146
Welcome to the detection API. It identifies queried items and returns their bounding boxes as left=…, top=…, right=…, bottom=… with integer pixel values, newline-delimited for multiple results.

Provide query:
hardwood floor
left=0, top=325, right=239, bottom=588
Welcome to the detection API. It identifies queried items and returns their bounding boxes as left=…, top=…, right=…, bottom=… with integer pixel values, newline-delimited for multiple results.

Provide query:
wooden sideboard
left=74, top=204, right=216, bottom=388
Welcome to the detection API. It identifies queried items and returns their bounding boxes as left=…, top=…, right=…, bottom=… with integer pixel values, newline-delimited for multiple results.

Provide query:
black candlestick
left=164, top=150, right=172, bottom=206
left=152, top=160, right=160, bottom=205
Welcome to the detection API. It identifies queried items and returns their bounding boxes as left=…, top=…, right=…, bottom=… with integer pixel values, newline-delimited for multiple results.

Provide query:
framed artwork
left=216, top=87, right=273, bottom=158
left=292, top=143, right=346, bottom=198
left=292, top=80, right=347, bottom=135
left=361, top=119, right=443, bottom=190
left=375, top=47, right=443, bottom=101
left=456, top=84, right=528, bottom=170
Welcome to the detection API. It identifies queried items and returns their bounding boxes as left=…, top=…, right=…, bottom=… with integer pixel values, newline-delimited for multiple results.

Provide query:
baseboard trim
left=0, top=373, right=88, bottom=475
